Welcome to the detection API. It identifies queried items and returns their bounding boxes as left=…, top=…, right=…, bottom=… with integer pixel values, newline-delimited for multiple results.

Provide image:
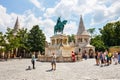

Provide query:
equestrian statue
left=54, top=17, right=67, bottom=35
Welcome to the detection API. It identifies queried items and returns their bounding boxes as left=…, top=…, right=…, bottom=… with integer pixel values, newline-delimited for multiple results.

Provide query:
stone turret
left=13, top=17, right=20, bottom=35
left=77, top=15, right=85, bottom=35
left=75, top=15, right=90, bottom=45
left=75, top=15, right=95, bottom=58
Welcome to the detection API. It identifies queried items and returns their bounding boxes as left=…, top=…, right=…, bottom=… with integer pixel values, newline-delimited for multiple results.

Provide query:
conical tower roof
left=14, top=17, right=20, bottom=33
left=77, top=15, right=85, bottom=35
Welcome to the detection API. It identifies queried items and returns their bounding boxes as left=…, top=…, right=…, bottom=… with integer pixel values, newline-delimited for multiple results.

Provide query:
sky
left=0, top=0, right=120, bottom=42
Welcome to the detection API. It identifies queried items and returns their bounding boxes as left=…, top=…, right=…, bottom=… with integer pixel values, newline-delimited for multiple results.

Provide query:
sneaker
left=51, top=68, right=53, bottom=70
left=100, top=65, right=103, bottom=67
left=115, top=63, right=117, bottom=65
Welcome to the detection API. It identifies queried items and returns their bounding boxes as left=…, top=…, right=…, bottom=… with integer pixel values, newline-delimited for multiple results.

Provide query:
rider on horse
left=54, top=17, right=67, bottom=35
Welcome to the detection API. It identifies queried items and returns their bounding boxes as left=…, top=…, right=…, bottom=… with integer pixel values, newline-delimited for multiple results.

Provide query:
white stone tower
left=75, top=15, right=95, bottom=58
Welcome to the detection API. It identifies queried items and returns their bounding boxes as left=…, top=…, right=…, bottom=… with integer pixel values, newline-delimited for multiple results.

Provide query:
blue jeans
left=118, top=55, right=120, bottom=63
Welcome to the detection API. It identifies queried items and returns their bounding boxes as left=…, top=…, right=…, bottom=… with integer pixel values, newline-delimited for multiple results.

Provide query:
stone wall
left=109, top=46, right=120, bottom=53
left=37, top=55, right=82, bottom=62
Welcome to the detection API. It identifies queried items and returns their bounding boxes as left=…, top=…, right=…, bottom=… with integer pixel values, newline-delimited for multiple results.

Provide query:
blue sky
left=0, top=0, right=120, bottom=42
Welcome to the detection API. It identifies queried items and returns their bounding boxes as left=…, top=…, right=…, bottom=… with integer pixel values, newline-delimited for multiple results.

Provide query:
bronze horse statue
left=54, top=17, right=67, bottom=34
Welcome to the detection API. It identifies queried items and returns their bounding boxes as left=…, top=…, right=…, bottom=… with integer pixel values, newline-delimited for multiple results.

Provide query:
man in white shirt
left=51, top=53, right=56, bottom=70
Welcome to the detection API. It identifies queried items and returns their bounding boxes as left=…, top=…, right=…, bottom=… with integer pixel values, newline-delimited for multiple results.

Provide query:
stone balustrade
left=37, top=55, right=82, bottom=62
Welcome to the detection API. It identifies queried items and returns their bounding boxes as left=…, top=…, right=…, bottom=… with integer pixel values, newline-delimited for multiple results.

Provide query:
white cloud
left=0, top=5, right=54, bottom=41
left=0, top=5, right=11, bottom=27
left=44, top=0, right=96, bottom=18
left=30, top=0, right=45, bottom=11
left=64, top=21, right=77, bottom=35
left=44, top=0, right=75, bottom=19
left=91, top=0, right=120, bottom=26
left=0, top=0, right=120, bottom=42
left=44, top=0, right=120, bottom=27
left=23, top=14, right=41, bottom=29
left=40, top=19, right=55, bottom=42
left=43, top=8, right=55, bottom=18
left=0, top=5, right=18, bottom=33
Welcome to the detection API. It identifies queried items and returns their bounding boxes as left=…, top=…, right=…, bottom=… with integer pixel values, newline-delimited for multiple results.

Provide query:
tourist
left=102, top=51, right=106, bottom=66
left=95, top=51, right=99, bottom=65
left=19, top=55, right=22, bottom=60
left=85, top=51, right=88, bottom=60
left=100, top=51, right=104, bottom=67
left=71, top=51, right=75, bottom=62
left=97, top=52, right=100, bottom=65
left=118, top=51, right=120, bottom=64
left=103, top=51, right=107, bottom=66
left=31, top=52, right=36, bottom=69
left=4, top=53, right=8, bottom=61
left=78, top=52, right=82, bottom=61
left=106, top=51, right=109, bottom=66
left=82, top=50, right=87, bottom=60
left=108, top=51, right=113, bottom=64
left=51, top=52, right=56, bottom=70
left=113, top=51, right=118, bottom=65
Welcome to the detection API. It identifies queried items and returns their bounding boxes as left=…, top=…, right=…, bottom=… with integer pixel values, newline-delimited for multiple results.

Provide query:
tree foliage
left=68, top=34, right=75, bottom=43
left=0, top=32, right=5, bottom=52
left=4, top=28, right=19, bottom=52
left=27, top=25, right=46, bottom=53
left=0, top=25, right=46, bottom=58
left=87, top=28, right=95, bottom=38
left=91, top=35, right=106, bottom=51
left=16, top=28, right=28, bottom=50
left=100, top=21, right=120, bottom=47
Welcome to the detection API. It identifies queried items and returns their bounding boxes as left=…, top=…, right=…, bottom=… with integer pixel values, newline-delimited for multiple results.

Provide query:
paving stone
left=0, top=59, right=120, bottom=80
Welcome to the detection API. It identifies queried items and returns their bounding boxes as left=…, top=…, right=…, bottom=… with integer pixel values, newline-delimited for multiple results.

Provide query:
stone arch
left=89, top=48, right=94, bottom=58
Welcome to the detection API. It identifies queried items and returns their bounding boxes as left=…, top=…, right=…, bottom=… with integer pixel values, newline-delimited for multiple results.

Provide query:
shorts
left=51, top=61, right=56, bottom=65
left=101, top=59, right=104, bottom=64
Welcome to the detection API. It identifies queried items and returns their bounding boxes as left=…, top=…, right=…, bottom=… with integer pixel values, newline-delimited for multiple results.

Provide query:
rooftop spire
left=77, top=15, right=85, bottom=35
left=14, top=17, right=20, bottom=33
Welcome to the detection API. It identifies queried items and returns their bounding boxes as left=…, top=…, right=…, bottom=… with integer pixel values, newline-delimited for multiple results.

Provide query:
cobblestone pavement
left=0, top=59, right=120, bottom=80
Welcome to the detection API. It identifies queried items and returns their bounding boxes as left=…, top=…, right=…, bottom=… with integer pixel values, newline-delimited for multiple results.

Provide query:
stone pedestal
left=44, top=34, right=75, bottom=62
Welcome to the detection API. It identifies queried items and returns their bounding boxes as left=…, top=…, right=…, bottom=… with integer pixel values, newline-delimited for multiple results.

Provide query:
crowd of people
left=95, top=50, right=120, bottom=67
left=30, top=50, right=120, bottom=71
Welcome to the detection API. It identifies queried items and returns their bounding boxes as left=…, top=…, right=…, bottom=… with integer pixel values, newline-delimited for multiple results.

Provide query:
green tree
left=87, top=28, right=95, bottom=38
left=114, top=21, right=120, bottom=45
left=27, top=25, right=46, bottom=54
left=91, top=35, right=106, bottom=51
left=100, top=21, right=120, bottom=47
left=4, top=28, right=20, bottom=56
left=68, top=34, right=75, bottom=43
left=0, top=32, right=4, bottom=46
left=0, top=32, right=5, bottom=52
left=16, top=28, right=28, bottom=57
left=100, top=23, right=114, bottom=46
